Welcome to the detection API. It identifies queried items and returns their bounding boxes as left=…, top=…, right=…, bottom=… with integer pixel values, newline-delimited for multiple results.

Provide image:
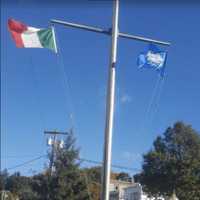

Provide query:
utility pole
left=44, top=130, right=68, bottom=175
left=50, top=0, right=170, bottom=199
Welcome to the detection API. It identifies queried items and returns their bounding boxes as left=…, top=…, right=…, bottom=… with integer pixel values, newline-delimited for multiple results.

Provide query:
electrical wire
left=6, top=155, right=47, bottom=171
left=4, top=155, right=140, bottom=173
left=79, top=158, right=140, bottom=172
left=2, top=155, right=44, bottom=159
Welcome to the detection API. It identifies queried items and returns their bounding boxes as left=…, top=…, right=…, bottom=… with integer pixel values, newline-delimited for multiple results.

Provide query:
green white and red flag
left=8, top=18, right=57, bottom=53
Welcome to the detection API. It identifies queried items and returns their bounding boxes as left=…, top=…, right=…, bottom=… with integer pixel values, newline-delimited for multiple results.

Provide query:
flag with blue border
left=137, top=44, right=167, bottom=77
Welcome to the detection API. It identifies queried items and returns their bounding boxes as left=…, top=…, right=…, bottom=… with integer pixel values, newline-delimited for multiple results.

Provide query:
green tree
left=3, top=133, right=90, bottom=200
left=81, top=167, right=132, bottom=200
left=0, top=170, right=8, bottom=190
left=137, top=122, right=200, bottom=200
left=5, top=172, right=37, bottom=200
left=82, top=167, right=101, bottom=200
left=46, top=132, right=90, bottom=200
left=31, top=173, right=50, bottom=200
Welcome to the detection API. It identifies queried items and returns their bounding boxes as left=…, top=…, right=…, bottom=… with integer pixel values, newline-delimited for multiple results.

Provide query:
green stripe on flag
left=37, top=28, right=55, bottom=52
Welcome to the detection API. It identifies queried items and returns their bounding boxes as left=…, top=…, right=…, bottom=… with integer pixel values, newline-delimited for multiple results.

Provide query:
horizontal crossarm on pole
left=119, top=32, right=170, bottom=46
left=51, top=19, right=171, bottom=46
left=44, top=131, right=69, bottom=135
left=50, top=19, right=110, bottom=35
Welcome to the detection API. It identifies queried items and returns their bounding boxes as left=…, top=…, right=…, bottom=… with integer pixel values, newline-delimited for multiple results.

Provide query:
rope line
left=138, top=75, right=162, bottom=135
left=145, top=76, right=161, bottom=120
left=29, top=56, right=47, bottom=152
left=54, top=26, right=76, bottom=130
left=148, top=77, right=166, bottom=128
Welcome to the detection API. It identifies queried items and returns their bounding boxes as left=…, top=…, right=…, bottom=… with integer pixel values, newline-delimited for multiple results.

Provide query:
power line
left=6, top=155, right=46, bottom=171
left=2, top=155, right=44, bottom=159
left=79, top=158, right=140, bottom=172
left=4, top=155, right=140, bottom=173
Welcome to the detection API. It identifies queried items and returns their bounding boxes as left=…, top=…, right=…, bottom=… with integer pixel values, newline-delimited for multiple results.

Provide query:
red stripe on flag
left=8, top=18, right=28, bottom=48
left=9, top=31, right=24, bottom=48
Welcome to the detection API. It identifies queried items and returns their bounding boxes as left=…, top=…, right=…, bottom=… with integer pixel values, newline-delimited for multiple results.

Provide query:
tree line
left=134, top=122, right=200, bottom=200
left=0, top=133, right=132, bottom=200
left=1, top=121, right=200, bottom=200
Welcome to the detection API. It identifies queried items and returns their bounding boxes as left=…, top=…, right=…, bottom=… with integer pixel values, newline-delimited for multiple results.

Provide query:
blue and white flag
left=137, top=44, right=167, bottom=77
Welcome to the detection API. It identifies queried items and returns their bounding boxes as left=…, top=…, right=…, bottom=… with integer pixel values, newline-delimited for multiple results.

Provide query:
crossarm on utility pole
left=50, top=19, right=171, bottom=46
left=44, top=130, right=69, bottom=175
left=44, top=131, right=69, bottom=135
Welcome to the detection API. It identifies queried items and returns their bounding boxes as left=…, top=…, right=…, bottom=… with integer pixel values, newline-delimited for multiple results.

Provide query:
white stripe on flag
left=21, top=27, right=42, bottom=48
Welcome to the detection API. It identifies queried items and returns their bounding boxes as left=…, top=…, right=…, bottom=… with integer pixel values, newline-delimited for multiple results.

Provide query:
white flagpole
left=50, top=2, right=170, bottom=199
left=101, top=0, right=119, bottom=200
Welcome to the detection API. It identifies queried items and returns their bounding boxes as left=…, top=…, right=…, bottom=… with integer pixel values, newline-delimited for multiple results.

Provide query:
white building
left=109, top=180, right=164, bottom=200
left=168, top=192, right=179, bottom=200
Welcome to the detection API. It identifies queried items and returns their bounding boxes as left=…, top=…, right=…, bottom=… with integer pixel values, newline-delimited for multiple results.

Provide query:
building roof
left=109, top=179, right=141, bottom=193
left=110, top=179, right=136, bottom=187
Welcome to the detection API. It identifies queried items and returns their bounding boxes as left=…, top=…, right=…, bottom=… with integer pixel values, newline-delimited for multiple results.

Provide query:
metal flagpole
left=50, top=1, right=170, bottom=199
left=101, top=0, right=119, bottom=199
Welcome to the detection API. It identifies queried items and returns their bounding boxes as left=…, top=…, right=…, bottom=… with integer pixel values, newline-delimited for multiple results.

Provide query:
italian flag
left=8, top=18, right=57, bottom=53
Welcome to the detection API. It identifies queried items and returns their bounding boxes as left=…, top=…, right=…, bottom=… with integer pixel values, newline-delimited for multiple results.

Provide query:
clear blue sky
left=1, top=0, right=200, bottom=175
